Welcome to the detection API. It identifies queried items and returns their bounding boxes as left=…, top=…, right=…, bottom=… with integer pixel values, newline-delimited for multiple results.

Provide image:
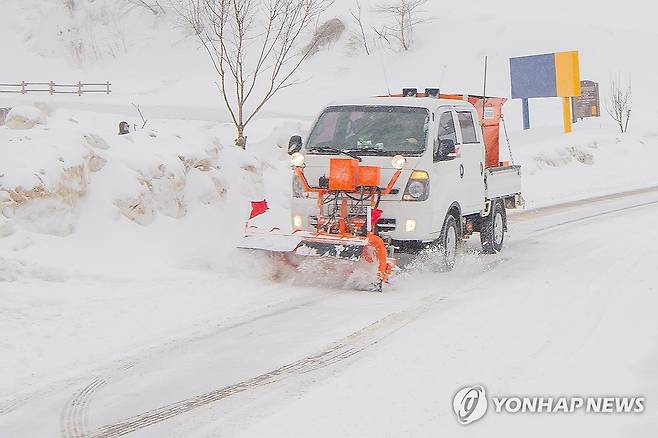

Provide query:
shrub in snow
left=567, top=146, right=595, bottom=165
left=1, top=165, right=88, bottom=208
left=1, top=164, right=88, bottom=236
left=5, top=106, right=46, bottom=130
left=305, top=18, right=346, bottom=56
left=180, top=157, right=214, bottom=172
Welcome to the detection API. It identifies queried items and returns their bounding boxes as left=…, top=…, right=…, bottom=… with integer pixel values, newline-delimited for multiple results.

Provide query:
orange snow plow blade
left=239, top=157, right=402, bottom=291
left=239, top=230, right=394, bottom=291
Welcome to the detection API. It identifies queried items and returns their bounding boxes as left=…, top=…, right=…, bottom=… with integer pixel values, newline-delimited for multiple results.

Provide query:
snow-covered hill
left=3, top=0, right=656, bottom=122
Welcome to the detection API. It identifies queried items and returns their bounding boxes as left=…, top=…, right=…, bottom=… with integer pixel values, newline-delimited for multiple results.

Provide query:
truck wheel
left=480, top=199, right=506, bottom=254
left=439, top=214, right=460, bottom=271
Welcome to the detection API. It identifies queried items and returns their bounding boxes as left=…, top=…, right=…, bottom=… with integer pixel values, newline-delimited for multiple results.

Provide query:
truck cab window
left=438, top=111, right=457, bottom=144
left=434, top=111, right=457, bottom=162
left=457, top=111, right=478, bottom=144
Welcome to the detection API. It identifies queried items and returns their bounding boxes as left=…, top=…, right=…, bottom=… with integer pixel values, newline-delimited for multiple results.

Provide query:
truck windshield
left=306, top=106, right=429, bottom=156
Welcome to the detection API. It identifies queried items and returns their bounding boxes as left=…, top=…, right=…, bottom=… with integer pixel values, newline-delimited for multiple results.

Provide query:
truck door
left=432, top=108, right=462, bottom=226
left=455, top=110, right=485, bottom=214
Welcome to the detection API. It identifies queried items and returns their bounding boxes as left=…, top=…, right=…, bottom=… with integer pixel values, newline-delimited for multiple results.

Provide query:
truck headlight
left=391, top=155, right=406, bottom=170
left=293, top=215, right=303, bottom=229
left=290, top=152, right=305, bottom=167
left=403, top=170, right=430, bottom=201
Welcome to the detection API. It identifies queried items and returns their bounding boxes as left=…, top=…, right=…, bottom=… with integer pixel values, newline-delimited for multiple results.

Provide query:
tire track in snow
left=0, top=292, right=330, bottom=418
left=529, top=199, right=658, bottom=233
left=71, top=302, right=436, bottom=437
left=61, top=377, right=106, bottom=438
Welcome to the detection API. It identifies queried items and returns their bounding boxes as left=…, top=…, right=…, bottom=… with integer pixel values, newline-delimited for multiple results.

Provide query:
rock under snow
left=5, top=106, right=46, bottom=130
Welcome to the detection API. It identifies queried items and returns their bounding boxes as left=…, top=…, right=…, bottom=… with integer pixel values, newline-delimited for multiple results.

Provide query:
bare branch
left=606, top=74, right=632, bottom=133
left=132, top=103, right=149, bottom=129
left=126, top=0, right=164, bottom=15
left=374, top=0, right=429, bottom=51
left=348, top=0, right=370, bottom=55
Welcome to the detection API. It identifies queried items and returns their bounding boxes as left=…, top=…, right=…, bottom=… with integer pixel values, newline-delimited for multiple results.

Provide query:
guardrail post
left=20, top=81, right=26, bottom=94
left=49, top=81, right=54, bottom=95
left=77, top=81, right=82, bottom=96
left=106, top=81, right=111, bottom=94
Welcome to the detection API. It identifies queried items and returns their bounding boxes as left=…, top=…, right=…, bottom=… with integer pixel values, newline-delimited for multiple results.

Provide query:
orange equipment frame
left=293, top=159, right=401, bottom=285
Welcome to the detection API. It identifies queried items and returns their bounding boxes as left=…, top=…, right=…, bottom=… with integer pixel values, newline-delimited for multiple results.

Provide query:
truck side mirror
left=288, top=135, right=303, bottom=154
left=434, top=139, right=456, bottom=162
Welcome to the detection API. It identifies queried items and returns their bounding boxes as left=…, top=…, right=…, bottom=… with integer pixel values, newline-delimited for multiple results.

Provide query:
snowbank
left=0, top=109, right=245, bottom=232
left=0, top=105, right=301, bottom=283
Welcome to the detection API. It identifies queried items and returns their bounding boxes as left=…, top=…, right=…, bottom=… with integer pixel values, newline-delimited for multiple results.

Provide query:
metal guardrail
left=0, top=81, right=111, bottom=95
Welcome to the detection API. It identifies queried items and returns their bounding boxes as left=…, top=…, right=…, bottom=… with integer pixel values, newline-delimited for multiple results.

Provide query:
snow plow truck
left=240, top=89, right=523, bottom=291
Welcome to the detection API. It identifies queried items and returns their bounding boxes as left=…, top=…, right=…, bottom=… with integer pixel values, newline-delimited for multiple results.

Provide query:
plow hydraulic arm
left=289, top=153, right=406, bottom=288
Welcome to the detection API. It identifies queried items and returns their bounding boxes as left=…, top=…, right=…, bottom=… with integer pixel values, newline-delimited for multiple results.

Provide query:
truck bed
left=485, top=165, right=522, bottom=199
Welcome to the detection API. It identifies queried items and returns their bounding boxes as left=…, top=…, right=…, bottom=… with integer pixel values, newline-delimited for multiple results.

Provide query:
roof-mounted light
left=403, top=88, right=418, bottom=97
left=425, top=88, right=441, bottom=98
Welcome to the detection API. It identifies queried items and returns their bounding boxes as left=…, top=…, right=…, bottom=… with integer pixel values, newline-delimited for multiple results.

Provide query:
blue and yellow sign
left=510, top=51, right=581, bottom=132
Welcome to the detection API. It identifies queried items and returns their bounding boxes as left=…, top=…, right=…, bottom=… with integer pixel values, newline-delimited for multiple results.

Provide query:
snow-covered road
left=2, top=187, right=658, bottom=437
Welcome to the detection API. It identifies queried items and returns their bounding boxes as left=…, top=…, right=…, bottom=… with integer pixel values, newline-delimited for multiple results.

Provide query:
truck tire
left=439, top=214, right=460, bottom=271
left=480, top=199, right=506, bottom=254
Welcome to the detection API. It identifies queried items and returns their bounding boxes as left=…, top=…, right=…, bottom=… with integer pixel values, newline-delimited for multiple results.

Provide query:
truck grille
left=376, top=219, right=396, bottom=233
left=308, top=216, right=396, bottom=233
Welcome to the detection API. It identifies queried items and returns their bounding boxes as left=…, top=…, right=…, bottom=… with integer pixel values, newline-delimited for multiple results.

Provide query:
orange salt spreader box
left=328, top=159, right=382, bottom=191
left=357, top=166, right=381, bottom=187
left=329, top=158, right=359, bottom=191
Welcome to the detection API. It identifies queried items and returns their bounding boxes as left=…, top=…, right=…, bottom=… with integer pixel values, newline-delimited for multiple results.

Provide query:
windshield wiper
left=343, top=147, right=388, bottom=155
left=308, top=146, right=362, bottom=161
left=345, top=147, right=424, bottom=156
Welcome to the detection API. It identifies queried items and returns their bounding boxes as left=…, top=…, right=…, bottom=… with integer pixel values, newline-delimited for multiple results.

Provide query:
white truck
left=288, top=92, right=522, bottom=268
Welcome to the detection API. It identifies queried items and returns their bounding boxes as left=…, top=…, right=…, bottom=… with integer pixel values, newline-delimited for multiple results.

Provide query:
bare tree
left=374, top=0, right=428, bottom=51
left=177, top=0, right=332, bottom=148
left=348, top=0, right=370, bottom=55
left=606, top=75, right=632, bottom=133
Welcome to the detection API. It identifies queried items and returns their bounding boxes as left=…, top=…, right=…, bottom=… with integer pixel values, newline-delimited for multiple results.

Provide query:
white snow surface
left=1, top=0, right=658, bottom=437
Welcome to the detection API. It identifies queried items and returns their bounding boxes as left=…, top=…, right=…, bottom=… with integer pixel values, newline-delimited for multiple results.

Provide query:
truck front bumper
left=291, top=198, right=438, bottom=242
